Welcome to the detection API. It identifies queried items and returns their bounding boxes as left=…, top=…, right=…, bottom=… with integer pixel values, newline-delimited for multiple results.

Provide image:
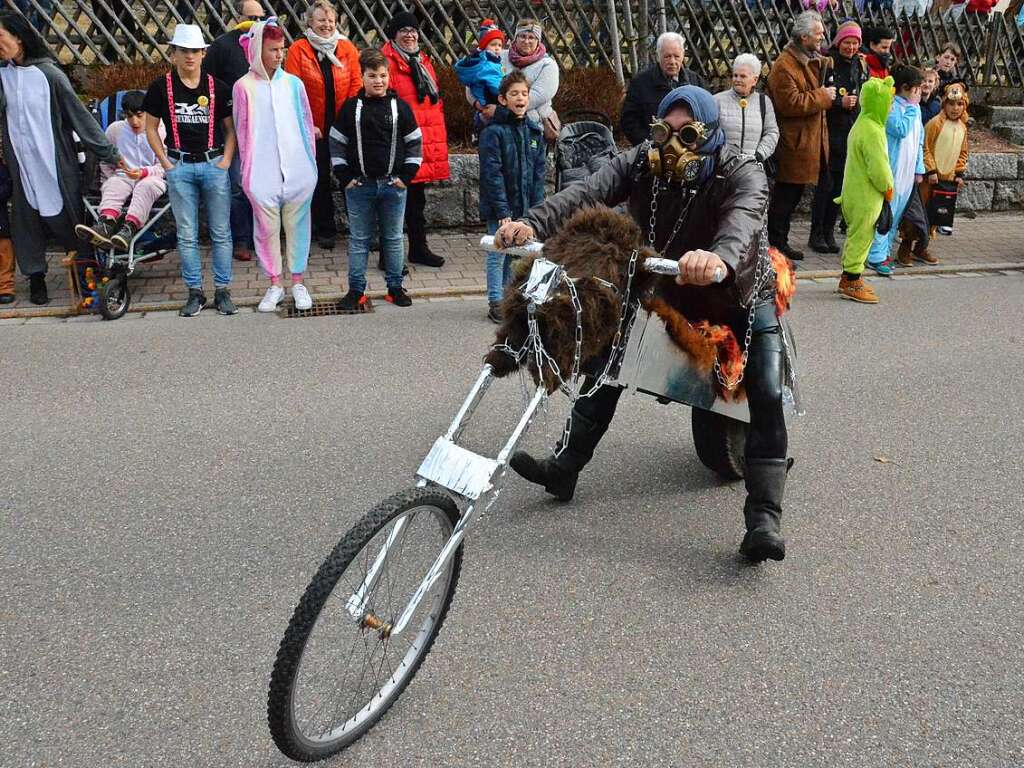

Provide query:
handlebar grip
left=643, top=257, right=725, bottom=283
left=480, top=235, right=545, bottom=257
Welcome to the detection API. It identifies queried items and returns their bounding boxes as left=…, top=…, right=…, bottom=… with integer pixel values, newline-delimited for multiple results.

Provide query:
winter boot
left=29, top=272, right=49, bottom=305
left=823, top=230, right=840, bottom=253
left=837, top=274, right=879, bottom=304
left=807, top=228, right=831, bottom=254
left=896, top=240, right=915, bottom=267
left=509, top=410, right=605, bottom=502
left=739, top=457, right=789, bottom=562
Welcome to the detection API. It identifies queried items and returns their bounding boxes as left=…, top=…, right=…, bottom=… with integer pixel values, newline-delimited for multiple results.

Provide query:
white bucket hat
left=168, top=23, right=208, bottom=50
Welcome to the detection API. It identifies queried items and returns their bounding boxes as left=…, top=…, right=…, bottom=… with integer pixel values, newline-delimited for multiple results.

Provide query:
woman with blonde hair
left=284, top=0, right=361, bottom=250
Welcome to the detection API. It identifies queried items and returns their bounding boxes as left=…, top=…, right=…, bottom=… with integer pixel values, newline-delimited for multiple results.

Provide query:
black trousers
left=767, top=161, right=830, bottom=248
left=404, top=182, right=429, bottom=256
left=558, top=313, right=788, bottom=469
left=809, top=153, right=846, bottom=237
left=311, top=137, right=337, bottom=239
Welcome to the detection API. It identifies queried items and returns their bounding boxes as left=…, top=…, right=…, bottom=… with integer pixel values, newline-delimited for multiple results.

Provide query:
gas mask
left=647, top=119, right=714, bottom=184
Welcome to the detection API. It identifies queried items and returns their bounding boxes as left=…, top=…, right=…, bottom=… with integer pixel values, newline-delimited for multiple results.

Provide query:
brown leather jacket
left=521, top=143, right=770, bottom=326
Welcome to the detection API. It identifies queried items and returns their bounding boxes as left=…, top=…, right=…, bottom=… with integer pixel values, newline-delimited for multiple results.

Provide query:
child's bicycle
left=266, top=238, right=801, bottom=762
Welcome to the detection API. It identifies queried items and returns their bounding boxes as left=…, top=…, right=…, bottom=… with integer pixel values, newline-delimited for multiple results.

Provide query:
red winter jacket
left=382, top=41, right=450, bottom=184
left=284, top=38, right=361, bottom=135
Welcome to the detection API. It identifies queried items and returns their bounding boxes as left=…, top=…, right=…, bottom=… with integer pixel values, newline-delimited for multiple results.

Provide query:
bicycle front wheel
left=268, top=487, right=463, bottom=762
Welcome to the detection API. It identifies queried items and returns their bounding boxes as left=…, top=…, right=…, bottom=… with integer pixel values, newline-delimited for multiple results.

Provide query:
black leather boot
left=740, top=457, right=788, bottom=562
left=509, top=410, right=606, bottom=502
left=807, top=228, right=831, bottom=254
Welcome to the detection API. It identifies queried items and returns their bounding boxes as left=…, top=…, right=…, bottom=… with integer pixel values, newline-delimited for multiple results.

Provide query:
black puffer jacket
left=824, top=48, right=869, bottom=162
left=620, top=64, right=707, bottom=147
left=522, top=143, right=770, bottom=327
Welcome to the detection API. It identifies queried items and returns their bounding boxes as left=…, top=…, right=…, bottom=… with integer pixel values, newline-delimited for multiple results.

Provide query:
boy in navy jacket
left=478, top=71, right=546, bottom=322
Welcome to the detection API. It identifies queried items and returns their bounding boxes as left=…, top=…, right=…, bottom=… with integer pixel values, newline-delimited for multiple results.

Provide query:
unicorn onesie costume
left=232, top=19, right=318, bottom=309
left=867, top=91, right=925, bottom=272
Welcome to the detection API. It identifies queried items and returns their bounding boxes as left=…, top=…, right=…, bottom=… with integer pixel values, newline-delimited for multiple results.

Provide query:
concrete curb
left=1, top=261, right=1022, bottom=321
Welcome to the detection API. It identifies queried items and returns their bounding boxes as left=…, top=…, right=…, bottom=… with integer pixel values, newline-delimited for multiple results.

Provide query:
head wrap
left=514, top=21, right=543, bottom=39
left=832, top=19, right=862, bottom=48
left=386, top=11, right=419, bottom=41
left=478, top=18, right=505, bottom=51
left=655, top=85, right=725, bottom=184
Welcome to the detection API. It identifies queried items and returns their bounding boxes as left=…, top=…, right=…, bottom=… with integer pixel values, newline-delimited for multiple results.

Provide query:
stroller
left=553, top=110, right=618, bottom=192
left=75, top=90, right=176, bottom=320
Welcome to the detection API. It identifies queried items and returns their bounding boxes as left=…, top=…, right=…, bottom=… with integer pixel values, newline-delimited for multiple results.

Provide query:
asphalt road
left=2, top=273, right=1023, bottom=768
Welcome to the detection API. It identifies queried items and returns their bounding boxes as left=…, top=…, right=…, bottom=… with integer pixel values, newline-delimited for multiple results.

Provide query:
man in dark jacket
left=203, top=0, right=265, bottom=261
left=496, top=86, right=791, bottom=564
left=620, top=32, right=706, bottom=146
left=809, top=20, right=868, bottom=253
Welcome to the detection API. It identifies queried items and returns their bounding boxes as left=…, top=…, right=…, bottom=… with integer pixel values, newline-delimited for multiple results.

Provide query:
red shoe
left=233, top=246, right=253, bottom=262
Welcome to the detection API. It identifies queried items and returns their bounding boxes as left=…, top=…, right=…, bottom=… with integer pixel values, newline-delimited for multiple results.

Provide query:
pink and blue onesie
left=867, top=95, right=925, bottom=267
left=232, top=21, right=318, bottom=282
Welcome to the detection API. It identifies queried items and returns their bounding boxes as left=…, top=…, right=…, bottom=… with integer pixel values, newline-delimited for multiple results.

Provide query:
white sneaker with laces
left=292, top=283, right=313, bottom=311
left=258, top=285, right=285, bottom=313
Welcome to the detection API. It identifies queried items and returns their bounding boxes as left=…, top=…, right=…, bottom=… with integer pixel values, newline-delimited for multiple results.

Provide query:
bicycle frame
left=345, top=364, right=548, bottom=636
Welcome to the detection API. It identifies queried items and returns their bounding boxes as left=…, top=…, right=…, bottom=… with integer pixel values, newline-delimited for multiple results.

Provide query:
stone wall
left=334, top=151, right=1024, bottom=231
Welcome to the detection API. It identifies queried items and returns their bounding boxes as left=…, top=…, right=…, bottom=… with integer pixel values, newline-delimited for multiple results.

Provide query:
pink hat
left=832, top=20, right=862, bottom=48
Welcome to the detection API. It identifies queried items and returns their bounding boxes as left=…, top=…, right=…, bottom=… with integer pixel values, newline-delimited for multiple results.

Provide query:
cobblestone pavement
left=1, top=212, right=1022, bottom=318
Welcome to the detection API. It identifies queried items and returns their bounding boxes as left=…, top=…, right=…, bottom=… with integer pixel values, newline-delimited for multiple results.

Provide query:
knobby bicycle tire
left=267, top=486, right=463, bottom=762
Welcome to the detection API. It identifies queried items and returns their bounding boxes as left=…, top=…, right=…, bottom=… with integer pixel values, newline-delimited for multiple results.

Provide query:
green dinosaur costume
left=835, top=77, right=895, bottom=276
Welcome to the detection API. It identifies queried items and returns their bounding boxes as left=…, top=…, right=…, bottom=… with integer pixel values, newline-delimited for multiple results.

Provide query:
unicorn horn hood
left=240, top=18, right=280, bottom=80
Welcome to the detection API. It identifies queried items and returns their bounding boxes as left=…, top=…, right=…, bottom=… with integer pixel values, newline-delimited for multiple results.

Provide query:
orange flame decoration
left=770, top=247, right=796, bottom=317
left=648, top=298, right=746, bottom=401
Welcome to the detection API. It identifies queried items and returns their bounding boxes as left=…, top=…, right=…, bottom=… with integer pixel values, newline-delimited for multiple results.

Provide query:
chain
left=712, top=222, right=774, bottom=391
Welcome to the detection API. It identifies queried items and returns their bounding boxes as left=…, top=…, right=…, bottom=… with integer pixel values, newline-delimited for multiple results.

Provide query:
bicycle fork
left=346, top=366, right=548, bottom=637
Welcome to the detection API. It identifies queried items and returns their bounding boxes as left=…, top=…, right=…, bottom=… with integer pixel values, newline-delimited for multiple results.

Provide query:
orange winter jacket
left=382, top=41, right=450, bottom=184
left=284, top=38, right=361, bottom=135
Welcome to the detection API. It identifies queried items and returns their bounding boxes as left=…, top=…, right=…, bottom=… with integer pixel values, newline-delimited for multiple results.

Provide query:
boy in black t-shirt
left=143, top=24, right=238, bottom=317
left=330, top=48, right=422, bottom=310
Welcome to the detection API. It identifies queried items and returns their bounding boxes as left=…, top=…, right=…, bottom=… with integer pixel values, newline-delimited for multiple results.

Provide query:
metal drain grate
left=280, top=297, right=374, bottom=318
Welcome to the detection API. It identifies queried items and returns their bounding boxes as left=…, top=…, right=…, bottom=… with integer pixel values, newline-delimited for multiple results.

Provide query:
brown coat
left=767, top=42, right=833, bottom=185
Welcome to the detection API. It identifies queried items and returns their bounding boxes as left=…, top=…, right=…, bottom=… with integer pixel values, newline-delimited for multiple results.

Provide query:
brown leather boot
left=914, top=245, right=939, bottom=265
left=0, top=237, right=14, bottom=302
left=837, top=274, right=879, bottom=304
left=896, top=240, right=915, bottom=267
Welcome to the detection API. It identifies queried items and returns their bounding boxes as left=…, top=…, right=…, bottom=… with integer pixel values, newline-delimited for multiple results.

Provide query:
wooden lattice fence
left=6, top=0, right=1024, bottom=92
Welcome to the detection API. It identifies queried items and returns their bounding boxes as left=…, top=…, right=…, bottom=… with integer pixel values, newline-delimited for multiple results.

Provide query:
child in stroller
left=75, top=90, right=166, bottom=252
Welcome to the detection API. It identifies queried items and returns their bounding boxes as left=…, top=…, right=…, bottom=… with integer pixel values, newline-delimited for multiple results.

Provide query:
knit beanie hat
left=832, top=19, right=862, bottom=48
left=477, top=18, right=505, bottom=50
left=386, top=11, right=419, bottom=40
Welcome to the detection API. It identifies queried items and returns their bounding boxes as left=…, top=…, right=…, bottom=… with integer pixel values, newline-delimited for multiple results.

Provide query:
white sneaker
left=258, top=285, right=285, bottom=312
left=292, top=283, right=313, bottom=311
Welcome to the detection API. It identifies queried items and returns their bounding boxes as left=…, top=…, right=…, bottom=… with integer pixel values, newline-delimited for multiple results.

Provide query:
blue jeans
left=345, top=179, right=407, bottom=293
left=484, top=220, right=512, bottom=303
left=166, top=159, right=233, bottom=289
left=228, top=153, right=254, bottom=249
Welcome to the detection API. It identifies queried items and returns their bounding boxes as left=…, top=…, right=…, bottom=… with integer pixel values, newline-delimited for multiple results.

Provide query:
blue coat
left=478, top=107, right=546, bottom=222
left=455, top=50, right=503, bottom=106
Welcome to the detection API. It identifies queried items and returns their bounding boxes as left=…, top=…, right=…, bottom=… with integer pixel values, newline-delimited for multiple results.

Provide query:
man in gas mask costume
left=494, top=86, right=790, bottom=562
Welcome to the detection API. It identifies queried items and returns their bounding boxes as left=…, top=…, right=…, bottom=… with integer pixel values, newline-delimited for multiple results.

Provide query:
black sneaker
left=338, top=289, right=367, bottom=312
left=385, top=286, right=412, bottom=307
left=487, top=301, right=502, bottom=323
left=214, top=288, right=238, bottom=315
left=407, top=249, right=445, bottom=268
left=109, top=221, right=138, bottom=252
left=75, top=218, right=118, bottom=246
left=179, top=288, right=207, bottom=317
left=29, top=273, right=48, bottom=305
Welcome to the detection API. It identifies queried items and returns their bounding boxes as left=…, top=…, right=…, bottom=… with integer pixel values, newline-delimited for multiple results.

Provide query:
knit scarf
left=508, top=40, right=547, bottom=69
left=392, top=44, right=439, bottom=104
left=305, top=28, right=344, bottom=68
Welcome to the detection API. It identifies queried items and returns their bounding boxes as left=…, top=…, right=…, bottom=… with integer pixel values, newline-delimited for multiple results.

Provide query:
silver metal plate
left=416, top=437, right=499, bottom=500
left=521, top=258, right=565, bottom=304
